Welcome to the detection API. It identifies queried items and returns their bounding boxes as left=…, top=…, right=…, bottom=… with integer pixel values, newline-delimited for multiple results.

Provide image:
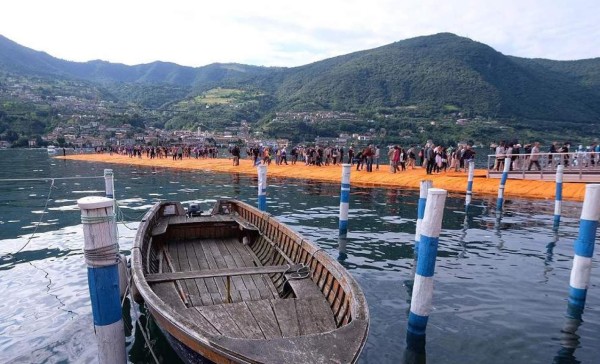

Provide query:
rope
left=84, top=243, right=119, bottom=266
left=13, top=179, right=56, bottom=255
left=128, top=277, right=160, bottom=364
left=81, top=215, right=115, bottom=224
left=0, top=176, right=104, bottom=182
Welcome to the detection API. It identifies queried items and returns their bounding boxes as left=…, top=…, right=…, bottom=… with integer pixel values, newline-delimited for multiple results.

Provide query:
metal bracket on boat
left=285, top=264, right=310, bottom=280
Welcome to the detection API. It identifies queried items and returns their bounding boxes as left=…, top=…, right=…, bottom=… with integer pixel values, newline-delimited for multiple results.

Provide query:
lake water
left=0, top=149, right=598, bottom=364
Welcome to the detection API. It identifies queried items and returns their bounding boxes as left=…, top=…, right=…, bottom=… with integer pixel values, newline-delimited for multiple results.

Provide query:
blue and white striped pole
left=415, top=180, right=433, bottom=248
left=496, top=157, right=511, bottom=211
left=257, top=164, right=267, bottom=211
left=104, top=169, right=127, bottom=298
left=553, top=165, right=565, bottom=230
left=567, top=184, right=600, bottom=319
left=77, top=196, right=126, bottom=364
left=339, top=164, right=351, bottom=236
left=407, top=188, right=447, bottom=339
left=465, top=161, right=475, bottom=208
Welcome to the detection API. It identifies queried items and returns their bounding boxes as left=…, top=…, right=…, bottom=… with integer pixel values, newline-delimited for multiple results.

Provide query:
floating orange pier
left=58, top=154, right=586, bottom=202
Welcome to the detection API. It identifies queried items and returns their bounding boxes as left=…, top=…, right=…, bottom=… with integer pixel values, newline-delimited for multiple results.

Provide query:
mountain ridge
left=1, top=33, right=600, bottom=144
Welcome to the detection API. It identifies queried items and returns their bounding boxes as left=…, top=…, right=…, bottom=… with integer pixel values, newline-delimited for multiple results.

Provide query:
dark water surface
left=0, top=149, right=598, bottom=363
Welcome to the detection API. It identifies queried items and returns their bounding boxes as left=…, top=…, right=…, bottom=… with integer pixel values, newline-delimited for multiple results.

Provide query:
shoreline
left=57, top=154, right=586, bottom=202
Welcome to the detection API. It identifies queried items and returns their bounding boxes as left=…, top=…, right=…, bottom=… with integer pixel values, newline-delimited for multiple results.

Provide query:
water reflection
left=553, top=305, right=584, bottom=364
left=543, top=232, right=560, bottom=282
left=404, top=332, right=426, bottom=364
left=337, top=235, right=348, bottom=262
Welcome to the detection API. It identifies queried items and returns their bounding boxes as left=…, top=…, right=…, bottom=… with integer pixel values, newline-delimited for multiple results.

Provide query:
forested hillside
left=1, top=33, right=599, bottom=145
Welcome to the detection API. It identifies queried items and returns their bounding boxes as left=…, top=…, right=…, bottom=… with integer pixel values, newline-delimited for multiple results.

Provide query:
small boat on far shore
left=131, top=199, right=369, bottom=363
left=46, top=146, right=57, bottom=154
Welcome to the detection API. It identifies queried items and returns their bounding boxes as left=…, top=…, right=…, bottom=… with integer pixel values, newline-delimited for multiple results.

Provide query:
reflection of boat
left=132, top=200, right=369, bottom=363
left=46, top=146, right=57, bottom=154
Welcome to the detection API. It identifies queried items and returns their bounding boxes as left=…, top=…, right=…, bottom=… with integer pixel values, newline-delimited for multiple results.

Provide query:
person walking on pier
left=528, top=142, right=541, bottom=171
left=495, top=142, right=506, bottom=171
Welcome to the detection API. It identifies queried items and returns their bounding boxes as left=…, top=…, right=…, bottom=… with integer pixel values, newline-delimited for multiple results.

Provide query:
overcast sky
left=2, top=0, right=599, bottom=68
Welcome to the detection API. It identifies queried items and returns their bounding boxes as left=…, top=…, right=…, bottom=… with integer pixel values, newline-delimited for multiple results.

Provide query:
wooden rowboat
left=131, top=200, right=369, bottom=363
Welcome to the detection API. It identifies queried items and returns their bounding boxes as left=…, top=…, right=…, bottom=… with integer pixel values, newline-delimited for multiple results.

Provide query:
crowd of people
left=89, top=141, right=485, bottom=175
left=233, top=143, right=477, bottom=174
left=87, top=139, right=600, bottom=177
left=492, top=141, right=600, bottom=171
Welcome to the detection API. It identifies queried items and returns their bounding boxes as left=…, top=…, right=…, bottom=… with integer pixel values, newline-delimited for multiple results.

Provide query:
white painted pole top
left=77, top=196, right=114, bottom=210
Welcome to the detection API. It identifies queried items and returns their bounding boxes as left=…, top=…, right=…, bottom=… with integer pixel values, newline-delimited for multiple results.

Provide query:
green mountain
left=1, top=32, right=600, bottom=145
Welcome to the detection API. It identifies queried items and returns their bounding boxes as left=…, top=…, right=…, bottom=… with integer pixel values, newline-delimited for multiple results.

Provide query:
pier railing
left=486, top=152, right=600, bottom=181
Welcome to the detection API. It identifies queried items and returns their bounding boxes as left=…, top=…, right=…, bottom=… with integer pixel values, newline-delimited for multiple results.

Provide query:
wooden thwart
left=146, top=264, right=303, bottom=283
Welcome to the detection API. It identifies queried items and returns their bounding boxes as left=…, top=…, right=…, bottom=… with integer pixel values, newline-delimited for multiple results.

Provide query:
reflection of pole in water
left=404, top=333, right=426, bottom=364
left=553, top=305, right=583, bottom=363
left=337, top=235, right=348, bottom=262
left=543, top=232, right=559, bottom=282
left=494, top=211, right=504, bottom=250
left=458, top=213, right=469, bottom=259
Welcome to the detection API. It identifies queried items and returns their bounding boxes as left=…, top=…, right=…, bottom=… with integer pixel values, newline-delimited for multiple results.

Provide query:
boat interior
left=140, top=201, right=356, bottom=340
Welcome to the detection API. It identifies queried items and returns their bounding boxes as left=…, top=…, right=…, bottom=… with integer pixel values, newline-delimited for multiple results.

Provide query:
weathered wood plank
left=195, top=305, right=241, bottom=337
left=175, top=240, right=200, bottom=303
left=163, top=244, right=190, bottom=307
left=180, top=308, right=221, bottom=336
left=151, top=218, right=169, bottom=236
left=285, top=275, right=324, bottom=299
left=222, top=302, right=264, bottom=339
left=199, top=239, right=229, bottom=300
left=271, top=298, right=300, bottom=338
left=304, top=296, right=336, bottom=333
left=216, top=238, right=246, bottom=294
left=246, top=300, right=282, bottom=339
left=192, top=240, right=220, bottom=296
left=184, top=240, right=213, bottom=306
left=151, top=282, right=186, bottom=311
left=223, top=239, right=270, bottom=300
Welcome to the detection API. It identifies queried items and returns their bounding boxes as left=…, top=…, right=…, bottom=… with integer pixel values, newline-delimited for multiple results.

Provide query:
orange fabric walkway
left=58, top=154, right=586, bottom=202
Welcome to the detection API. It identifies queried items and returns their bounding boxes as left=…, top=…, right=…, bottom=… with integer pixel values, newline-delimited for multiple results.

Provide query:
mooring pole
left=465, top=161, right=475, bottom=208
left=104, top=169, right=114, bottom=199
left=553, top=165, right=565, bottom=231
left=496, top=156, right=511, bottom=211
left=257, top=164, right=267, bottom=211
left=407, top=188, right=447, bottom=341
left=567, top=184, right=600, bottom=318
left=415, top=180, right=433, bottom=249
left=78, top=196, right=126, bottom=364
left=339, top=164, right=351, bottom=236
left=104, top=168, right=127, bottom=298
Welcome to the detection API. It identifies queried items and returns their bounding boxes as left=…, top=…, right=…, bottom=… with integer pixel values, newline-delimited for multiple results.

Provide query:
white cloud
left=1, top=0, right=599, bottom=67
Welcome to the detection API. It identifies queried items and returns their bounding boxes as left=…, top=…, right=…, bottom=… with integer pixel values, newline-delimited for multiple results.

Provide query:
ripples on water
left=0, top=149, right=598, bottom=364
